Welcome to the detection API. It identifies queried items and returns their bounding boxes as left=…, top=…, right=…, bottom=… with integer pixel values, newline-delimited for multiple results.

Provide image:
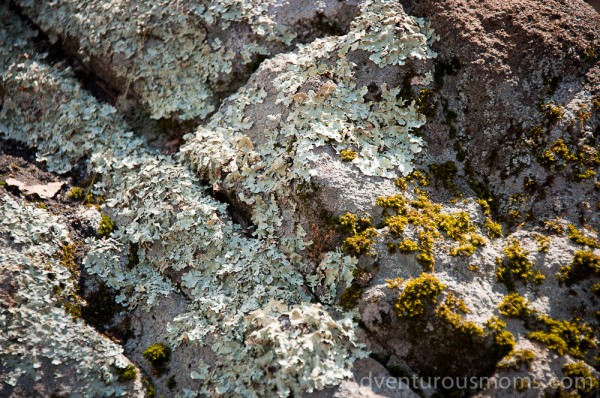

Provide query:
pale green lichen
left=13, top=0, right=302, bottom=120
left=0, top=194, right=137, bottom=396
left=0, top=5, right=369, bottom=395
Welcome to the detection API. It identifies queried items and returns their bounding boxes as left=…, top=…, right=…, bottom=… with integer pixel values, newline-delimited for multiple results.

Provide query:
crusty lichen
left=0, top=4, right=370, bottom=395
left=0, top=194, right=138, bottom=396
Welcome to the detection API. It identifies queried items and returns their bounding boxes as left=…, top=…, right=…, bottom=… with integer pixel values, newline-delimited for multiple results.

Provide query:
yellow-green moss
left=66, top=186, right=85, bottom=200
left=496, top=240, right=542, bottom=290
left=497, top=349, right=535, bottom=371
left=527, top=316, right=595, bottom=358
left=562, top=362, right=599, bottom=395
left=540, top=101, right=565, bottom=124
left=484, top=217, right=503, bottom=239
left=394, top=273, right=445, bottom=318
left=98, top=213, right=116, bottom=238
left=398, top=239, right=419, bottom=253
left=377, top=193, right=485, bottom=270
left=436, top=293, right=484, bottom=337
left=567, top=224, right=600, bottom=249
left=115, top=364, right=138, bottom=382
left=558, top=250, right=600, bottom=286
left=477, top=198, right=491, bottom=216
left=394, top=177, right=407, bottom=190
left=143, top=343, right=171, bottom=374
left=485, top=316, right=516, bottom=353
left=534, top=234, right=551, bottom=253
left=338, top=212, right=378, bottom=256
left=540, top=139, right=576, bottom=168
left=545, top=219, right=566, bottom=235
left=340, top=149, right=358, bottom=162
left=406, top=170, right=430, bottom=187
left=498, top=292, right=530, bottom=319
left=428, top=161, right=458, bottom=192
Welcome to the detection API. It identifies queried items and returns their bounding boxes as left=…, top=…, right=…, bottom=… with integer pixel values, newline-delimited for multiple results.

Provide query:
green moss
left=377, top=192, right=485, bottom=270
left=562, top=362, right=599, bottom=395
left=558, top=250, right=600, bottom=286
left=527, top=316, right=595, bottom=358
left=394, top=177, right=407, bottom=190
left=416, top=88, right=437, bottom=117
left=534, top=234, right=551, bottom=253
left=115, top=364, right=137, bottom=382
left=485, top=316, right=516, bottom=353
left=567, top=224, right=600, bottom=249
left=340, top=149, right=358, bottom=162
left=484, top=217, right=503, bottom=239
left=497, top=349, right=535, bottom=371
left=449, top=244, right=476, bottom=257
left=398, top=239, right=418, bottom=253
left=428, top=161, right=458, bottom=192
left=496, top=240, right=541, bottom=290
left=498, top=292, right=530, bottom=319
left=540, top=101, right=565, bottom=125
left=540, top=139, right=576, bottom=168
left=339, top=284, right=365, bottom=310
left=436, top=294, right=484, bottom=337
left=337, top=213, right=378, bottom=256
left=143, top=343, right=171, bottom=374
left=545, top=219, right=566, bottom=235
left=394, top=273, right=445, bottom=318
left=81, top=283, right=121, bottom=330
left=477, top=198, right=492, bottom=216
left=406, top=170, right=430, bottom=187
left=66, top=187, right=85, bottom=200
left=98, top=213, right=116, bottom=238
left=143, top=377, right=156, bottom=398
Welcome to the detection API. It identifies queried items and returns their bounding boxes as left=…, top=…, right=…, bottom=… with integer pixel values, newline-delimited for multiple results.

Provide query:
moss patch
left=558, top=250, right=600, bottom=286
left=143, top=343, right=171, bottom=375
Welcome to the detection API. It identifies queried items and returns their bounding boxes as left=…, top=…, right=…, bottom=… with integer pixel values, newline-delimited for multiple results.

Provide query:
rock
left=5, top=177, right=64, bottom=198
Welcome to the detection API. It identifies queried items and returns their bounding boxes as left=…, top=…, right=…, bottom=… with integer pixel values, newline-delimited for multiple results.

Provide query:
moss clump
left=406, top=170, right=430, bottom=187
left=562, top=362, right=599, bottom=395
left=484, top=217, right=503, bottom=239
left=397, top=239, right=419, bottom=253
left=496, top=240, right=543, bottom=290
left=337, top=212, right=378, bottom=256
left=394, top=273, right=445, bottom=317
left=98, top=213, right=116, bottom=238
left=527, top=316, right=595, bottom=358
left=477, top=198, right=491, bottom=216
left=416, top=88, right=437, bottom=117
left=338, top=285, right=364, bottom=310
left=67, top=186, right=97, bottom=204
left=540, top=139, right=576, bottom=168
left=567, top=224, right=600, bottom=249
left=340, top=149, right=358, bottom=162
left=498, top=293, right=530, bottom=319
left=485, top=316, right=516, bottom=353
left=115, top=364, right=137, bottom=382
left=66, top=187, right=85, bottom=200
left=558, top=250, right=600, bottom=286
left=436, top=293, right=484, bottom=337
left=540, top=101, right=564, bottom=125
left=534, top=234, right=550, bottom=253
left=497, top=349, right=535, bottom=371
left=143, top=343, right=171, bottom=374
left=544, top=219, right=566, bottom=235
left=377, top=193, right=485, bottom=270
left=428, top=161, right=458, bottom=192
left=394, top=177, right=407, bottom=190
